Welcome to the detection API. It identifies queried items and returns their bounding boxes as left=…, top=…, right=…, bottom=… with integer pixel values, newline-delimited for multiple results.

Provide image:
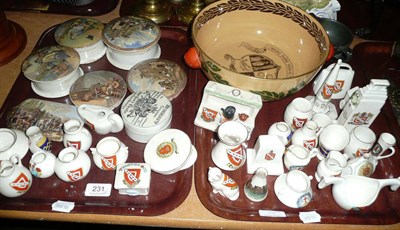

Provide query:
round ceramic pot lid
left=69, top=70, right=127, bottom=109
left=102, top=16, right=161, bottom=52
left=54, top=18, right=104, bottom=48
left=127, top=59, right=187, bottom=101
left=144, top=129, right=192, bottom=172
left=22, top=45, right=80, bottom=82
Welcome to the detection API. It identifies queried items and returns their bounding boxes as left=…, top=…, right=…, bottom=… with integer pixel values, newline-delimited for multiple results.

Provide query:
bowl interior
left=193, top=1, right=329, bottom=80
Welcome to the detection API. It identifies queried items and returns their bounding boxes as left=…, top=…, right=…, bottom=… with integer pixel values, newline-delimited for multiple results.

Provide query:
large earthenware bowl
left=186, top=0, right=331, bottom=101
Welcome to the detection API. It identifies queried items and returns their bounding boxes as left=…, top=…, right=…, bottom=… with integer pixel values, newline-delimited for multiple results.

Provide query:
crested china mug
left=77, top=104, right=124, bottom=135
left=371, top=132, right=396, bottom=158
left=63, top=119, right=92, bottom=152
left=55, top=147, right=91, bottom=182
left=284, top=97, right=313, bottom=131
left=0, top=154, right=32, bottom=197
left=91, top=136, right=129, bottom=170
left=29, top=150, right=56, bottom=178
left=344, top=126, right=376, bottom=159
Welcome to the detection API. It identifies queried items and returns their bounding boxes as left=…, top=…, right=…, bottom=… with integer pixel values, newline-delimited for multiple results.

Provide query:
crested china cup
left=371, top=132, right=396, bottom=158
left=267, top=121, right=292, bottom=145
left=284, top=144, right=317, bottom=171
left=315, top=150, right=347, bottom=182
left=211, top=120, right=248, bottom=171
left=0, top=155, right=32, bottom=197
left=344, top=126, right=376, bottom=159
left=55, top=147, right=91, bottom=182
left=29, top=150, right=56, bottom=178
left=284, top=97, right=313, bottom=131
left=318, top=175, right=400, bottom=210
left=78, top=104, right=124, bottom=135
left=63, top=119, right=92, bottom=152
left=317, top=124, right=350, bottom=160
left=0, top=128, right=29, bottom=161
left=91, top=136, right=128, bottom=171
left=274, top=170, right=313, bottom=208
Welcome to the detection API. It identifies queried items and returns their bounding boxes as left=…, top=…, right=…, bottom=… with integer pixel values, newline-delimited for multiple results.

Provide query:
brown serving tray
left=194, top=43, right=400, bottom=224
left=0, top=0, right=118, bottom=16
left=0, top=25, right=197, bottom=216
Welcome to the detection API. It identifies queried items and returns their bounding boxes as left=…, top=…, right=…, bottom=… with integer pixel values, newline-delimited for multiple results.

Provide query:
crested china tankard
left=0, top=155, right=32, bottom=197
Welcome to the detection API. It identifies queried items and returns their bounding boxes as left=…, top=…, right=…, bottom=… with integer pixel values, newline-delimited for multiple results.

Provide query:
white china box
left=114, top=163, right=151, bottom=196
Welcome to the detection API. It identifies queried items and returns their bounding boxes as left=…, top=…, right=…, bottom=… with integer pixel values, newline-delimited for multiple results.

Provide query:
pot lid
left=54, top=18, right=104, bottom=48
left=127, top=59, right=187, bottom=101
left=22, top=45, right=80, bottom=82
left=102, top=16, right=160, bottom=52
left=69, top=70, right=127, bottom=109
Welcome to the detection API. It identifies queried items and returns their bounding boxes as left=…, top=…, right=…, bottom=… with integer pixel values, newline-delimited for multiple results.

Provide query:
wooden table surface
left=1, top=1, right=399, bottom=229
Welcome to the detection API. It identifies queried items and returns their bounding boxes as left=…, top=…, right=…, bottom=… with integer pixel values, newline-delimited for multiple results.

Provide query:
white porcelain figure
left=291, top=120, right=319, bottom=151
left=0, top=128, right=29, bottom=161
left=211, top=121, right=248, bottom=171
left=91, top=136, right=129, bottom=171
left=26, top=126, right=52, bottom=153
left=29, top=150, right=56, bottom=178
left=284, top=144, right=317, bottom=171
left=315, top=150, right=347, bottom=182
left=317, top=124, right=350, bottom=159
left=55, top=147, right=91, bottom=182
left=318, top=175, right=400, bottom=210
left=274, top=170, right=313, bottom=208
left=244, top=167, right=268, bottom=202
left=208, top=167, right=240, bottom=201
left=344, top=126, right=376, bottom=159
left=0, top=154, right=32, bottom=197
left=77, top=104, right=124, bottom=135
left=284, top=97, right=313, bottom=131
left=267, top=121, right=292, bottom=145
left=63, top=119, right=92, bottom=152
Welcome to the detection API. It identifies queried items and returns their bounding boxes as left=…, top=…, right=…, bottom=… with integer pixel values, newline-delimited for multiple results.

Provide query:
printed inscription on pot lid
left=127, top=59, right=187, bottom=101
left=102, top=16, right=161, bottom=51
left=54, top=18, right=104, bottom=48
left=22, top=45, right=80, bottom=82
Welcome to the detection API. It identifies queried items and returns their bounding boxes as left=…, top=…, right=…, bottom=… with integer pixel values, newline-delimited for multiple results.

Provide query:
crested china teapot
left=318, top=175, right=400, bottom=210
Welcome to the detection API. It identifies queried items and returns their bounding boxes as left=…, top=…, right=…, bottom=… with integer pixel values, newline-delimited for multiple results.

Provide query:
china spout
left=317, top=176, right=344, bottom=189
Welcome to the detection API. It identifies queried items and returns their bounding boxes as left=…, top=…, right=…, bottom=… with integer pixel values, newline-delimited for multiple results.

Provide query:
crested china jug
left=0, top=154, right=32, bottom=197
left=26, top=126, right=52, bottom=153
left=91, top=136, right=129, bottom=170
left=318, top=175, right=400, bottom=210
left=291, top=120, right=319, bottom=151
left=208, top=167, right=240, bottom=201
left=55, top=147, right=91, bottom=182
left=77, top=104, right=124, bottom=135
left=63, top=119, right=92, bottom=152
left=211, top=121, right=248, bottom=171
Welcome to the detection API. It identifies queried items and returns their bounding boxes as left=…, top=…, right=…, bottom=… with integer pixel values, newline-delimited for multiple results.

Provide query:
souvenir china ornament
left=91, top=137, right=128, bottom=171
left=121, top=90, right=172, bottom=143
left=283, top=97, right=313, bottom=131
left=208, top=167, right=240, bottom=201
left=63, top=119, right=92, bottom=152
left=77, top=104, right=124, bottom=135
left=127, top=58, right=187, bottom=101
left=338, top=79, right=390, bottom=131
left=29, top=150, right=56, bottom=178
left=54, top=17, right=106, bottom=64
left=342, top=150, right=396, bottom=177
left=114, top=163, right=151, bottom=196
left=371, top=132, right=396, bottom=158
left=318, top=174, right=400, bottom=210
left=267, top=121, right=292, bottom=145
left=317, top=124, right=350, bottom=159
left=0, top=128, right=29, bottom=161
left=54, top=147, right=91, bottom=182
left=290, top=120, right=319, bottom=151
left=274, top=170, right=313, bottom=208
left=244, top=167, right=268, bottom=202
left=0, top=155, right=32, bottom=197
left=246, top=135, right=285, bottom=175
left=211, top=120, right=248, bottom=171
left=26, top=125, right=52, bottom=153
left=284, top=144, right=317, bottom=171
left=21, top=45, right=83, bottom=98
left=343, top=126, right=376, bottom=159
left=315, top=150, right=347, bottom=182
left=311, top=112, right=335, bottom=134
left=102, top=16, right=161, bottom=70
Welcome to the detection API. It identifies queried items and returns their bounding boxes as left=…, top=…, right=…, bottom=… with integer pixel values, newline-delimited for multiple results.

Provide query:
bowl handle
left=184, top=47, right=201, bottom=69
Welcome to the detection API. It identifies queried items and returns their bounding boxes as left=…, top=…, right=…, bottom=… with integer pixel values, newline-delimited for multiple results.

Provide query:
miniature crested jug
left=0, top=155, right=32, bottom=197
left=63, top=119, right=92, bottom=152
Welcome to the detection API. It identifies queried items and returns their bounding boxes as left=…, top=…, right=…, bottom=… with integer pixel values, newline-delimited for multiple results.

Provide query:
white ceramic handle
left=376, top=147, right=396, bottom=160
left=108, top=113, right=124, bottom=133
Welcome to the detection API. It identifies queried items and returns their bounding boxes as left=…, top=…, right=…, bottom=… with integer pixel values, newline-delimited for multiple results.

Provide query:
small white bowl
left=22, top=45, right=83, bottom=98
left=102, top=16, right=161, bottom=70
left=54, top=18, right=106, bottom=64
left=120, top=90, right=172, bottom=143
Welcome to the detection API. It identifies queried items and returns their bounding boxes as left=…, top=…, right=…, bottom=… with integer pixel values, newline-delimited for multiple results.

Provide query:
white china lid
left=127, top=58, right=187, bottom=101
left=54, top=18, right=104, bottom=48
left=120, top=90, right=172, bottom=131
left=69, top=70, right=127, bottom=109
left=102, top=16, right=160, bottom=52
left=114, top=163, right=151, bottom=190
left=22, top=45, right=80, bottom=82
left=144, top=129, right=192, bottom=172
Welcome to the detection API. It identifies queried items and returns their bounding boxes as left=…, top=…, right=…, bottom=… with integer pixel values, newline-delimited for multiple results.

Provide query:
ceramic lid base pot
left=75, top=40, right=107, bottom=64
